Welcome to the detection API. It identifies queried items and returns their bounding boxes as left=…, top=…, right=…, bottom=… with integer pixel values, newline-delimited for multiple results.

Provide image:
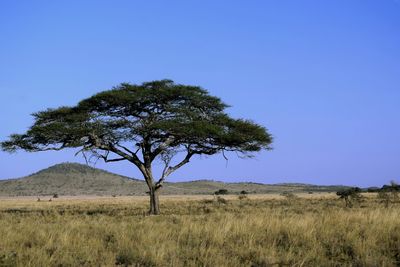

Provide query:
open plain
left=0, top=193, right=399, bottom=266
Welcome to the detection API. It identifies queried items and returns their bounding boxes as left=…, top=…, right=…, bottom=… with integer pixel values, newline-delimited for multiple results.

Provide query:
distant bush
left=240, top=190, right=248, bottom=195
left=216, top=196, right=228, bottom=204
left=52, top=193, right=59, bottom=199
left=281, top=191, right=297, bottom=199
left=366, top=187, right=380, bottom=193
left=214, top=189, right=228, bottom=195
left=201, top=199, right=214, bottom=204
left=336, top=187, right=362, bottom=207
left=238, top=194, right=248, bottom=201
left=378, top=181, right=399, bottom=208
left=381, top=182, right=400, bottom=192
left=280, top=192, right=299, bottom=205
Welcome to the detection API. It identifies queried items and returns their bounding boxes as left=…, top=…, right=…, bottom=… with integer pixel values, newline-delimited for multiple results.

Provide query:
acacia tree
left=1, top=80, right=272, bottom=214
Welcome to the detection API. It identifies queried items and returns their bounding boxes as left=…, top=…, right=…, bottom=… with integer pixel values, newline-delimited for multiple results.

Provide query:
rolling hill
left=0, top=163, right=348, bottom=196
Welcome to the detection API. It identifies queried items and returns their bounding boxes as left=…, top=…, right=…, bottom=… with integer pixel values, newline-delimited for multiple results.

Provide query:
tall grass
left=0, top=194, right=399, bottom=266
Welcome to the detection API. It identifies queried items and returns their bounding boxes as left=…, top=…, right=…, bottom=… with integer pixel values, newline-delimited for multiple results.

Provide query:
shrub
left=378, top=191, right=391, bottom=208
left=281, top=191, right=298, bottom=200
left=0, top=252, right=17, bottom=266
left=378, top=181, right=399, bottom=208
left=115, top=251, right=134, bottom=266
left=216, top=196, right=228, bottom=204
left=238, top=194, right=248, bottom=201
left=280, top=191, right=299, bottom=206
left=201, top=199, right=214, bottom=204
left=336, top=187, right=362, bottom=207
left=367, top=187, right=380, bottom=193
left=215, top=189, right=228, bottom=195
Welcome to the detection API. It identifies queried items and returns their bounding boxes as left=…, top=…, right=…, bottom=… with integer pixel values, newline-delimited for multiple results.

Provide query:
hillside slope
left=0, top=163, right=147, bottom=196
left=0, top=163, right=348, bottom=196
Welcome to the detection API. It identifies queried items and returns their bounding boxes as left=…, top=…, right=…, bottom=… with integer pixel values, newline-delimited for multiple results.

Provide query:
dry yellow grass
left=0, top=194, right=399, bottom=266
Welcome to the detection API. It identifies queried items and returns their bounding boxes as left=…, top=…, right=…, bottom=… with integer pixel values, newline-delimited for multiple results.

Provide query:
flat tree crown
left=2, top=80, right=272, bottom=158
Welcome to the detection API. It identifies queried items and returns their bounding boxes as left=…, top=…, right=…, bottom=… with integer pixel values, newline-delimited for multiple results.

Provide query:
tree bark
left=142, top=166, right=160, bottom=215
left=148, top=187, right=160, bottom=215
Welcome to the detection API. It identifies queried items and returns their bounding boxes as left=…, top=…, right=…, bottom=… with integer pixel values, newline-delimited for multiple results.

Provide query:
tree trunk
left=148, top=187, right=160, bottom=215
left=142, top=165, right=161, bottom=215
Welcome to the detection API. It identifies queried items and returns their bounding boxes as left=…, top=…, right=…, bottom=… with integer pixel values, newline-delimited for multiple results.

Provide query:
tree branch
left=99, top=152, right=127, bottom=163
left=87, top=132, right=145, bottom=171
left=116, top=143, right=137, bottom=156
left=28, top=143, right=68, bottom=152
left=108, top=144, right=143, bottom=166
left=151, top=135, right=176, bottom=161
left=155, top=150, right=194, bottom=189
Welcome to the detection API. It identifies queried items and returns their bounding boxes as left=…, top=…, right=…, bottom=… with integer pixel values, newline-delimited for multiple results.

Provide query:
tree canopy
left=1, top=79, right=273, bottom=214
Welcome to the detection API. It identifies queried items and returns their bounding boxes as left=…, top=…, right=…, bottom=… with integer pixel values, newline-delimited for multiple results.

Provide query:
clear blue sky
left=1, top=1, right=399, bottom=187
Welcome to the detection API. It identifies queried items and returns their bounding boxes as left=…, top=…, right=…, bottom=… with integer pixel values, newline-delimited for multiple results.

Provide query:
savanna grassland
left=0, top=194, right=399, bottom=267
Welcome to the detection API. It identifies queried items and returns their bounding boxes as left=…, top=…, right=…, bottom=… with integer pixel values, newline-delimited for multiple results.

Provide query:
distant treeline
left=364, top=183, right=400, bottom=193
